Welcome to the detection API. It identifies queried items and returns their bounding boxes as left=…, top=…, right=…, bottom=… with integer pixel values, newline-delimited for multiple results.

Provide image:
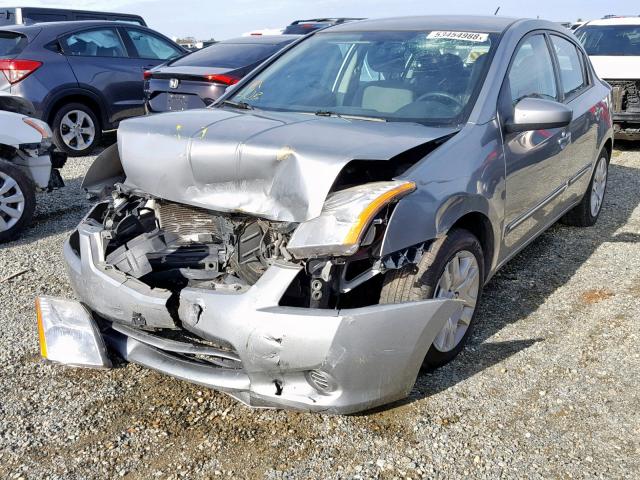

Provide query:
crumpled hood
left=118, top=108, right=456, bottom=222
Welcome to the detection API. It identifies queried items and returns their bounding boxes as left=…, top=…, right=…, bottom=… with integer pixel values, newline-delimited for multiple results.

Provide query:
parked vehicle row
left=35, top=16, right=614, bottom=414
left=0, top=21, right=187, bottom=156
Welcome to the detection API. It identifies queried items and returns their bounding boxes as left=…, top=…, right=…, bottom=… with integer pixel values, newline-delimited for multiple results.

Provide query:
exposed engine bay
left=89, top=187, right=422, bottom=323
left=609, top=79, right=640, bottom=140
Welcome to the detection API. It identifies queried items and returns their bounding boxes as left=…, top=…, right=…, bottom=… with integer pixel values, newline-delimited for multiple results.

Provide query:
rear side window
left=508, top=34, right=557, bottom=103
left=63, top=28, right=127, bottom=57
left=171, top=42, right=285, bottom=68
left=125, top=29, right=182, bottom=60
left=551, top=35, right=587, bottom=98
left=0, top=32, right=27, bottom=57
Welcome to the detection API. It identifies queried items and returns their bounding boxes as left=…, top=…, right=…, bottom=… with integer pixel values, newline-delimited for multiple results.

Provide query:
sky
left=1, top=0, right=639, bottom=40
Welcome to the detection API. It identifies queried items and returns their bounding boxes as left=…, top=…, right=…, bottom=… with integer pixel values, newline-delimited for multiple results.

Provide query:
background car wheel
left=0, top=159, right=36, bottom=243
left=561, top=149, right=610, bottom=227
left=52, top=103, right=102, bottom=157
left=380, top=228, right=484, bottom=369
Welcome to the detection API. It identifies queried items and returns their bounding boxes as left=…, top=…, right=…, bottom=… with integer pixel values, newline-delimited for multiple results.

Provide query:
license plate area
left=167, top=93, right=189, bottom=111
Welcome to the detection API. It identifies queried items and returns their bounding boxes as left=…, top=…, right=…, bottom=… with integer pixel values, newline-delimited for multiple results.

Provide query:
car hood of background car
left=589, top=56, right=640, bottom=79
left=117, top=108, right=457, bottom=222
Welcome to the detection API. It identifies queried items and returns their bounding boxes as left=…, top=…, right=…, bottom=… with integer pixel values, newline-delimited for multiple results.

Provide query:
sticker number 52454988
left=427, top=31, right=489, bottom=42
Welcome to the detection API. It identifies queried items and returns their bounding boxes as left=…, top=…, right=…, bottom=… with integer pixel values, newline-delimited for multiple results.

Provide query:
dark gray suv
left=0, top=21, right=186, bottom=156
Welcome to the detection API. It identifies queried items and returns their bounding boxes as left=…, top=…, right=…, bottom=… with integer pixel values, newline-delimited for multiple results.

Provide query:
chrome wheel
left=433, top=250, right=480, bottom=352
left=590, top=157, right=607, bottom=217
left=60, top=110, right=95, bottom=151
left=0, top=171, right=25, bottom=232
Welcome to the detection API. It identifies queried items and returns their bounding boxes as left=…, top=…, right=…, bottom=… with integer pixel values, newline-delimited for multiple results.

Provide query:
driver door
left=500, top=33, right=572, bottom=257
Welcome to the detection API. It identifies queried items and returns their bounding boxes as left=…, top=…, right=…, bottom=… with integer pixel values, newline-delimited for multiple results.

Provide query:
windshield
left=171, top=42, right=290, bottom=69
left=229, top=30, right=497, bottom=125
left=576, top=25, right=640, bottom=56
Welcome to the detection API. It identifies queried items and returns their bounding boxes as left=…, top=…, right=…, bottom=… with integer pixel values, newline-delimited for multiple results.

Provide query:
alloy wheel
left=0, top=171, right=25, bottom=232
left=590, top=156, right=608, bottom=217
left=60, top=110, right=96, bottom=151
left=433, top=250, right=480, bottom=352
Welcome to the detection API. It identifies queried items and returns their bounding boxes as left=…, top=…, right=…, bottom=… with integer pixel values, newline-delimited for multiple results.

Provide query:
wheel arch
left=45, top=90, right=106, bottom=129
left=381, top=192, right=501, bottom=281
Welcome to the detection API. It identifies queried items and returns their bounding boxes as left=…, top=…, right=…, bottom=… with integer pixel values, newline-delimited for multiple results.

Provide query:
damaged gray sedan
left=37, top=16, right=614, bottom=414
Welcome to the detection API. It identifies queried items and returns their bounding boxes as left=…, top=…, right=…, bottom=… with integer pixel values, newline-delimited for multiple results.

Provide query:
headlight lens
left=287, top=180, right=416, bottom=258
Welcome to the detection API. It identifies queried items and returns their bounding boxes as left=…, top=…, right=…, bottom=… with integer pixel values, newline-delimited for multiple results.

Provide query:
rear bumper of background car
left=40, top=210, right=463, bottom=414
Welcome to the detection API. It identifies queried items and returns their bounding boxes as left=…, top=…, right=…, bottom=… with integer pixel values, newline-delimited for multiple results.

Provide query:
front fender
left=381, top=191, right=496, bottom=254
left=82, top=143, right=124, bottom=199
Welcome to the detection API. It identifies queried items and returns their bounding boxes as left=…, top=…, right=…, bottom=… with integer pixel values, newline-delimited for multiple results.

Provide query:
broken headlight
left=287, top=180, right=416, bottom=258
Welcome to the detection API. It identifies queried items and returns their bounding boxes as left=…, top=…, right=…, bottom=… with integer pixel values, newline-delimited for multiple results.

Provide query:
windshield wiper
left=220, top=99, right=254, bottom=110
left=314, top=110, right=386, bottom=122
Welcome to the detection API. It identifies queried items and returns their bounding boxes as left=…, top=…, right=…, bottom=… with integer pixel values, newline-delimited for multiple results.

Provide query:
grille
left=607, top=79, right=640, bottom=114
left=156, top=201, right=222, bottom=238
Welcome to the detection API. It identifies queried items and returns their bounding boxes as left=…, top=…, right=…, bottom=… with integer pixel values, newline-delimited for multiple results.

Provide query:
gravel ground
left=0, top=142, right=639, bottom=479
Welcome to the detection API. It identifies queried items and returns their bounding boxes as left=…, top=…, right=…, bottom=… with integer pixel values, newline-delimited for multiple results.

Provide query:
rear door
left=548, top=34, right=600, bottom=204
left=61, top=26, right=145, bottom=124
left=500, top=33, right=571, bottom=257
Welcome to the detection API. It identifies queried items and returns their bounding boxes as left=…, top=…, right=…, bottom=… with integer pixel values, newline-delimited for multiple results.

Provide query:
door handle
left=558, top=131, right=571, bottom=150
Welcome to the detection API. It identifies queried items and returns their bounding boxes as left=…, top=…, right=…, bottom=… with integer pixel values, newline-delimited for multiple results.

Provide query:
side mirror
left=505, top=97, right=573, bottom=133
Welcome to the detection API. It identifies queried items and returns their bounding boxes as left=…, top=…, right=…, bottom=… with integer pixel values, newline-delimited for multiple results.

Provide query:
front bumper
left=53, top=209, right=463, bottom=414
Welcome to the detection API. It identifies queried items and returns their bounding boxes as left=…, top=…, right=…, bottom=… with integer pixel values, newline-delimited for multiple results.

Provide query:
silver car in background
left=37, top=16, right=613, bottom=414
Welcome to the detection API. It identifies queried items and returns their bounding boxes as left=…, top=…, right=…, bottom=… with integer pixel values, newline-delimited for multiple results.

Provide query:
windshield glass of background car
left=576, top=25, right=640, bottom=55
left=171, top=42, right=285, bottom=68
left=230, top=30, right=497, bottom=124
left=0, top=32, right=27, bottom=56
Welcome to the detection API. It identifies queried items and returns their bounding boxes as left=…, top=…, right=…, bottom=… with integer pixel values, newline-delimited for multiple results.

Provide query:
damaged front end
left=609, top=79, right=640, bottom=140
left=41, top=111, right=463, bottom=414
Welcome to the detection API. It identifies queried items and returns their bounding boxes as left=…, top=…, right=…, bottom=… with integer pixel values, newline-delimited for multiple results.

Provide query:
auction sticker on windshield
left=427, top=31, right=489, bottom=42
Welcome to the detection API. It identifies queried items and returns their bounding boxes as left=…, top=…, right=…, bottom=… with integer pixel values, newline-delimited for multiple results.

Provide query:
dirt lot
left=0, top=142, right=639, bottom=479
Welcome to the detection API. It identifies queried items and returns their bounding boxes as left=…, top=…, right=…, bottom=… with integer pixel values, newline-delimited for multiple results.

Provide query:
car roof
left=585, top=17, right=640, bottom=26
left=221, top=35, right=300, bottom=45
left=326, top=15, right=522, bottom=34
left=3, top=20, right=150, bottom=34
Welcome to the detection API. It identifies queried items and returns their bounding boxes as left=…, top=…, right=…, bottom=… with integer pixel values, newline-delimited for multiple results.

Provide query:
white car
left=0, top=92, right=66, bottom=241
left=576, top=17, right=640, bottom=140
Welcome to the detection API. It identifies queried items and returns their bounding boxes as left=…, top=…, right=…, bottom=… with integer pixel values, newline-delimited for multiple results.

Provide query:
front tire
left=0, top=159, right=36, bottom=243
left=52, top=103, right=102, bottom=157
left=561, top=150, right=609, bottom=227
left=380, top=229, right=484, bottom=369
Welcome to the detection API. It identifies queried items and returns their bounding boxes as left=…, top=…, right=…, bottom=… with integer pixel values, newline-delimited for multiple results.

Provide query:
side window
left=63, top=28, right=127, bottom=57
left=508, top=34, right=557, bottom=103
left=550, top=35, right=587, bottom=98
left=125, top=29, right=182, bottom=60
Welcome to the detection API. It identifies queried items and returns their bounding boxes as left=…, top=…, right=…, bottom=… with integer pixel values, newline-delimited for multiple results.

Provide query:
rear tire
left=52, top=103, right=102, bottom=157
left=380, top=229, right=484, bottom=369
left=0, top=159, right=36, bottom=243
left=561, top=149, right=609, bottom=227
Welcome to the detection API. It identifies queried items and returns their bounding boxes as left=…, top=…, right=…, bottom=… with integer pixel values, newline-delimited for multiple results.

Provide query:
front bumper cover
left=52, top=208, right=463, bottom=414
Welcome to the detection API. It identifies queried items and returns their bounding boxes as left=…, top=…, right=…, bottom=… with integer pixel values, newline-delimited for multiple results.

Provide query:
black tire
left=380, top=229, right=484, bottom=369
left=561, top=149, right=610, bottom=227
left=0, top=159, right=36, bottom=243
left=52, top=103, right=102, bottom=157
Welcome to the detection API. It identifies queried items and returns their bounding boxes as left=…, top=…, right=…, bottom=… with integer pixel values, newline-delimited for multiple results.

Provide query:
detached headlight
left=287, top=180, right=416, bottom=258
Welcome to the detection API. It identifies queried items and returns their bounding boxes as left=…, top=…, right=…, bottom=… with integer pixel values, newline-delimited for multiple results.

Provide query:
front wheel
left=380, top=228, right=484, bottom=368
left=0, top=159, right=36, bottom=243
